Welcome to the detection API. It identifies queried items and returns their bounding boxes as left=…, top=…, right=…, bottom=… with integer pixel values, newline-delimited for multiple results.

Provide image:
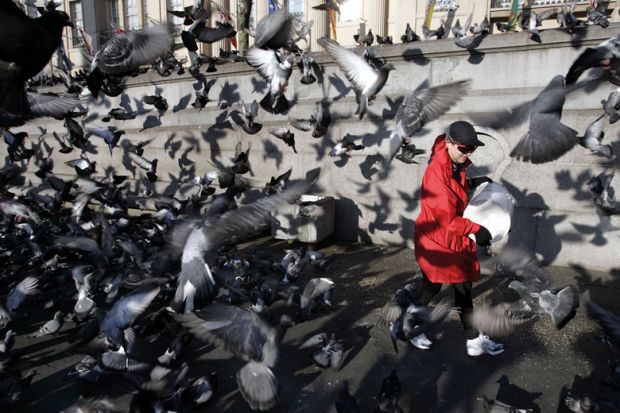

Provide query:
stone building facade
left=18, top=0, right=620, bottom=77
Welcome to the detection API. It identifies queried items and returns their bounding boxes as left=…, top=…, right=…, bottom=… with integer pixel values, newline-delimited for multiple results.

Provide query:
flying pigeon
left=319, top=37, right=395, bottom=120
left=0, top=1, right=74, bottom=115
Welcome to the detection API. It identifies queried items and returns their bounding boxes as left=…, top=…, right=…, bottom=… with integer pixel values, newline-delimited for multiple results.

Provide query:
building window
left=109, top=0, right=120, bottom=30
left=124, top=0, right=139, bottom=30
left=167, top=0, right=183, bottom=35
left=338, top=0, right=360, bottom=23
left=435, top=0, right=459, bottom=11
left=70, top=0, right=84, bottom=47
left=289, top=0, right=303, bottom=21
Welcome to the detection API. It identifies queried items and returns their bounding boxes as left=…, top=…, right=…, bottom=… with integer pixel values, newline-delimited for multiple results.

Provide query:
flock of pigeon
left=1, top=0, right=620, bottom=411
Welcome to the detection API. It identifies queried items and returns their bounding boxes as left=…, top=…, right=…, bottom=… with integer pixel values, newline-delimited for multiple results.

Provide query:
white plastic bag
left=464, top=182, right=516, bottom=244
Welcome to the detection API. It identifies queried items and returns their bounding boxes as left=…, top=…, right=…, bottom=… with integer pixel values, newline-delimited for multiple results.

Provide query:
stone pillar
left=306, top=0, right=329, bottom=51
left=210, top=0, right=231, bottom=56
left=255, top=0, right=270, bottom=22
left=82, top=0, right=99, bottom=50
left=363, top=0, right=388, bottom=38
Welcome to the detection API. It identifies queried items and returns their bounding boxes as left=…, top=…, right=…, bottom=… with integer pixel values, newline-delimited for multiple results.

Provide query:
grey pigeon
left=587, top=171, right=619, bottom=214
left=470, top=75, right=585, bottom=164
left=245, top=47, right=294, bottom=114
left=386, top=79, right=471, bottom=161
left=566, top=33, right=620, bottom=85
left=309, top=333, right=344, bottom=370
left=178, top=304, right=293, bottom=411
left=299, top=53, right=317, bottom=85
left=312, top=0, right=341, bottom=14
left=556, top=1, right=586, bottom=34
left=171, top=178, right=315, bottom=314
left=376, top=370, right=403, bottom=413
left=353, top=29, right=374, bottom=47
left=28, top=311, right=63, bottom=338
left=470, top=16, right=490, bottom=35
left=270, top=127, right=297, bottom=153
left=0, top=1, right=74, bottom=115
left=363, top=47, right=386, bottom=70
left=0, top=200, right=40, bottom=223
left=290, top=103, right=330, bottom=138
left=230, top=100, right=263, bottom=135
left=601, top=87, right=620, bottom=124
left=470, top=301, right=537, bottom=336
left=251, top=8, right=297, bottom=50
left=380, top=282, right=418, bottom=326
left=578, top=114, right=612, bottom=158
left=87, top=127, right=125, bottom=155
left=142, top=94, right=168, bottom=112
left=100, top=283, right=160, bottom=348
left=451, top=15, right=475, bottom=49
left=376, top=34, right=393, bottom=45
left=395, top=144, right=426, bottom=164
left=0, top=330, right=16, bottom=353
left=587, top=2, right=610, bottom=28
left=330, top=136, right=364, bottom=157
left=499, top=245, right=579, bottom=329
left=423, top=23, right=445, bottom=39
left=60, top=396, right=116, bottom=413
left=0, top=276, right=38, bottom=328
left=166, top=0, right=208, bottom=25
left=88, top=24, right=171, bottom=97
left=72, top=265, right=96, bottom=320
left=401, top=23, right=420, bottom=43
left=585, top=299, right=620, bottom=346
left=128, top=152, right=158, bottom=182
left=66, top=157, right=96, bottom=176
left=187, top=373, right=218, bottom=407
left=264, top=168, right=293, bottom=195
left=319, top=37, right=395, bottom=120
left=300, top=277, right=334, bottom=315
left=390, top=298, right=452, bottom=353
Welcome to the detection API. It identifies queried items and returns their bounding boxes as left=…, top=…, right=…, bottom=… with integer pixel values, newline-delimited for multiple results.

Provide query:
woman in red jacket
left=413, top=121, right=504, bottom=357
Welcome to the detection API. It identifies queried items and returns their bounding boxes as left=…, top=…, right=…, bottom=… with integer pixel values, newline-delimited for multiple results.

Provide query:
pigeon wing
left=179, top=304, right=269, bottom=362
left=510, top=113, right=578, bottom=164
left=97, top=25, right=171, bottom=74
left=27, top=92, right=81, bottom=118
left=103, top=283, right=160, bottom=332
left=318, top=37, right=377, bottom=94
left=245, top=47, right=279, bottom=82
left=398, top=79, right=471, bottom=136
left=585, top=299, right=620, bottom=345
left=6, top=276, right=38, bottom=312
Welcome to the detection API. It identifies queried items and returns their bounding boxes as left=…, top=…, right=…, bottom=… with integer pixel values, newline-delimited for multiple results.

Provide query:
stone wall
left=9, top=23, right=620, bottom=271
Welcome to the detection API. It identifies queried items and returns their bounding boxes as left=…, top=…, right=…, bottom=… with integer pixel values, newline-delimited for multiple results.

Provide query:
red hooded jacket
left=414, top=135, right=481, bottom=284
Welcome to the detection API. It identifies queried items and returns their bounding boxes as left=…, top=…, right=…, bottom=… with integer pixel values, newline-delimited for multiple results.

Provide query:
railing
left=434, top=0, right=459, bottom=11
left=490, top=0, right=589, bottom=8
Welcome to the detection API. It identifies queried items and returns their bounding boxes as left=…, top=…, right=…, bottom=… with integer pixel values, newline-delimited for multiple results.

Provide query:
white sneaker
left=410, top=333, right=433, bottom=350
left=466, top=333, right=505, bottom=356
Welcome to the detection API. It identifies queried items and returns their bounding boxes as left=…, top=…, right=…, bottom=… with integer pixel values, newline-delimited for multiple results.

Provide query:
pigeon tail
left=87, top=67, right=105, bottom=98
left=236, top=360, right=279, bottom=411
left=300, top=74, right=317, bottom=85
left=260, top=93, right=289, bottom=115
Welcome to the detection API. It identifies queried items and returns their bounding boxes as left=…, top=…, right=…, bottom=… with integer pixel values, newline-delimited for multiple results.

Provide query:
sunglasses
left=448, top=139, right=477, bottom=154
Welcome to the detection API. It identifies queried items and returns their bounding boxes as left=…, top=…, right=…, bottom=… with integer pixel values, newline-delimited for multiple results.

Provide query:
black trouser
left=416, top=272, right=477, bottom=339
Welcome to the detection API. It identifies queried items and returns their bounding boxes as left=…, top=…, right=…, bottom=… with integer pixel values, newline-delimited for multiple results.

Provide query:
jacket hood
left=431, top=134, right=472, bottom=168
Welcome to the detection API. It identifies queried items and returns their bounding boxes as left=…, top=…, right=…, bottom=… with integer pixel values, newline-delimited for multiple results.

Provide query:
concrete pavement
left=5, top=238, right=620, bottom=412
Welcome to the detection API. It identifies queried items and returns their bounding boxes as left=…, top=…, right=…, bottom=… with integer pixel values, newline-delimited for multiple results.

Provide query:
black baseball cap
left=446, top=121, right=488, bottom=147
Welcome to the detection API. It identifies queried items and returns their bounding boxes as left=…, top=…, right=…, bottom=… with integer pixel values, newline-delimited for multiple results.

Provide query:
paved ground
left=5, top=237, right=620, bottom=413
